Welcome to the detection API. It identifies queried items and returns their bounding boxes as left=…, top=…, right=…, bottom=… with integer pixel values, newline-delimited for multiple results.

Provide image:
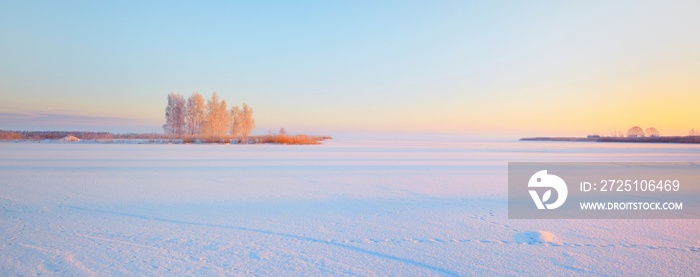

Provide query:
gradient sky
left=1, top=1, right=698, bottom=136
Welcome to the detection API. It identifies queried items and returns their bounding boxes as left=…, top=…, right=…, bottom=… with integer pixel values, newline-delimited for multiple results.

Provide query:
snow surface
left=1, top=139, right=699, bottom=276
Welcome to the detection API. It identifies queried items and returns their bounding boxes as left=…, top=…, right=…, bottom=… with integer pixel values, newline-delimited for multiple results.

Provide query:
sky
left=1, top=1, right=698, bottom=136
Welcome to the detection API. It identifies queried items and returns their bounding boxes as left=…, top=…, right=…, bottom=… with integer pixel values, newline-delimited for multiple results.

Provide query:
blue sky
left=1, top=1, right=698, bottom=136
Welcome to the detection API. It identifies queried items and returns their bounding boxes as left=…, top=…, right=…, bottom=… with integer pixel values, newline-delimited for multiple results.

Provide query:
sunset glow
left=1, top=1, right=698, bottom=136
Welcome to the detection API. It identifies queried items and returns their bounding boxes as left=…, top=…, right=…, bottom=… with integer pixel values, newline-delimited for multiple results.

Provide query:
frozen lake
left=1, top=139, right=699, bottom=275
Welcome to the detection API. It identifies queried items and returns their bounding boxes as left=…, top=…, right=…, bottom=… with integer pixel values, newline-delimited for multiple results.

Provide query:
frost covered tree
left=203, top=92, right=219, bottom=137
left=241, top=103, right=255, bottom=137
left=610, top=129, right=624, bottom=137
left=216, top=99, right=232, bottom=137
left=186, top=92, right=207, bottom=135
left=645, top=127, right=660, bottom=137
left=166, top=91, right=253, bottom=139
left=165, top=92, right=186, bottom=135
left=626, top=126, right=645, bottom=138
left=231, top=105, right=242, bottom=137
left=205, top=92, right=231, bottom=138
left=232, top=103, right=255, bottom=138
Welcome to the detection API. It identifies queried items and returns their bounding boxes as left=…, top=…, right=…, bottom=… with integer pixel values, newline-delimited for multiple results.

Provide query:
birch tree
left=215, top=99, right=232, bottom=137
left=231, top=105, right=243, bottom=137
left=232, top=103, right=255, bottom=138
left=186, top=92, right=206, bottom=135
left=205, top=92, right=231, bottom=138
left=165, top=92, right=186, bottom=135
left=241, top=103, right=255, bottom=137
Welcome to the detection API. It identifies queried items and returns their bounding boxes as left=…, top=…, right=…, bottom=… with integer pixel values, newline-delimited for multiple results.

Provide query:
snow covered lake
left=1, top=139, right=699, bottom=276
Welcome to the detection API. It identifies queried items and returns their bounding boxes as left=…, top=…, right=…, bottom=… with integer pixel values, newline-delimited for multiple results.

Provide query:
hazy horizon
left=1, top=1, right=699, bottom=136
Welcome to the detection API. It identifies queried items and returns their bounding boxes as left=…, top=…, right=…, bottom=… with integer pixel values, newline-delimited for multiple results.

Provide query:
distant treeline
left=0, top=130, right=332, bottom=145
left=520, top=136, right=700, bottom=144
left=0, top=130, right=163, bottom=140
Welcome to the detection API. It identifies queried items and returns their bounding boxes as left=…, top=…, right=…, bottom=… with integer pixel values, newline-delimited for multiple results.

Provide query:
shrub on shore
left=0, top=131, right=23, bottom=140
left=261, top=134, right=330, bottom=145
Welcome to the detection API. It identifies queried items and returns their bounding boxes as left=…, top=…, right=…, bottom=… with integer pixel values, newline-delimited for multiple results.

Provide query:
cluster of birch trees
left=164, top=92, right=255, bottom=138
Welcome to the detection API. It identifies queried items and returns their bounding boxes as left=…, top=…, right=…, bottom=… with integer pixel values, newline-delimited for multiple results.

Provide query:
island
left=522, top=126, right=700, bottom=144
left=520, top=136, right=700, bottom=144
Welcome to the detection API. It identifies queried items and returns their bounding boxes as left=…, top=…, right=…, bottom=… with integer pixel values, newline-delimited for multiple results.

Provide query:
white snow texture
left=1, top=139, right=699, bottom=276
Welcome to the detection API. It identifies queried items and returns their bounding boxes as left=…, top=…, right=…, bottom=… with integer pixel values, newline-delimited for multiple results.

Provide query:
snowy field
left=1, top=139, right=699, bottom=276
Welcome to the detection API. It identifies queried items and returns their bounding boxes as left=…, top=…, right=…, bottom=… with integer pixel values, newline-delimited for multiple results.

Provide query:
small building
left=61, top=135, right=80, bottom=142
